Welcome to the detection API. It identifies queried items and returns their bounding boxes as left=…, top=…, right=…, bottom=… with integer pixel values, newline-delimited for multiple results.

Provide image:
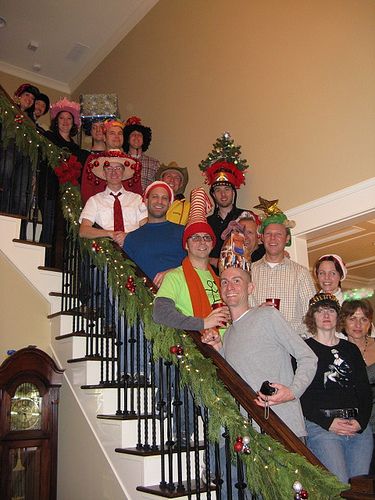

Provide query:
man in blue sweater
left=123, top=181, right=186, bottom=286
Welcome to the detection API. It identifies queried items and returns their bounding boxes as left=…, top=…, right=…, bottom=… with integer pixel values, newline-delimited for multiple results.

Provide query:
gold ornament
left=253, top=196, right=282, bottom=217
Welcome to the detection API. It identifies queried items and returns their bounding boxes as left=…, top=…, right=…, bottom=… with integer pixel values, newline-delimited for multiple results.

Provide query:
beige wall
left=0, top=253, right=51, bottom=364
left=74, top=0, right=375, bottom=210
left=57, top=381, right=126, bottom=500
left=0, top=71, right=69, bottom=129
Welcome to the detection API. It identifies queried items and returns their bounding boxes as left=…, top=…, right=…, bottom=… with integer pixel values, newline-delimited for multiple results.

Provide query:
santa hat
left=143, top=181, right=174, bottom=203
left=183, top=188, right=216, bottom=247
left=50, top=97, right=81, bottom=127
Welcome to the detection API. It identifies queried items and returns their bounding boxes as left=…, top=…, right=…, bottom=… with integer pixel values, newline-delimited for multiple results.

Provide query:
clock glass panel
left=10, top=383, right=42, bottom=431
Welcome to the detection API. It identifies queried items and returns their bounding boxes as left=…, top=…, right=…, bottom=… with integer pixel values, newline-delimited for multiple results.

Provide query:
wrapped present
left=80, top=93, right=119, bottom=135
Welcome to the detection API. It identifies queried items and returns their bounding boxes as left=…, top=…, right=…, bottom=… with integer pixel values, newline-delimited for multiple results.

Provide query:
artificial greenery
left=199, top=131, right=250, bottom=172
left=0, top=92, right=346, bottom=499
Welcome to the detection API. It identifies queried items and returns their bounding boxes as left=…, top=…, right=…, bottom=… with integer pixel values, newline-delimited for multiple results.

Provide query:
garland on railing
left=0, top=91, right=64, bottom=169
left=0, top=91, right=345, bottom=500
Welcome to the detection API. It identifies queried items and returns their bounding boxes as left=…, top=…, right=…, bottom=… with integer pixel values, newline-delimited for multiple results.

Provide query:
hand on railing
left=112, top=230, right=126, bottom=246
left=201, top=328, right=222, bottom=350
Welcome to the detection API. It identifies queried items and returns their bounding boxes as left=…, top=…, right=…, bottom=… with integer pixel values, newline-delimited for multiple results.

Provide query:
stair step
left=55, top=330, right=86, bottom=340
left=0, top=211, right=26, bottom=220
left=13, top=238, right=51, bottom=248
left=49, top=291, right=78, bottom=299
left=116, top=441, right=206, bottom=457
left=67, top=355, right=117, bottom=363
left=38, top=265, right=62, bottom=272
left=97, top=413, right=152, bottom=420
left=56, top=331, right=117, bottom=341
left=137, top=480, right=215, bottom=498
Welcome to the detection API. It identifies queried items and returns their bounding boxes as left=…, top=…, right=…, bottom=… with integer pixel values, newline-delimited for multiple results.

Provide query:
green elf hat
left=254, top=196, right=296, bottom=247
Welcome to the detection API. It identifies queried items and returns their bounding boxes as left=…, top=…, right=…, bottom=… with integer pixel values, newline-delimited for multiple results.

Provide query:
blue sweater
left=123, top=221, right=186, bottom=281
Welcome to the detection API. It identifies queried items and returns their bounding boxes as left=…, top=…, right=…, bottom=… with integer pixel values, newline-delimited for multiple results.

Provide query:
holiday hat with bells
left=123, top=116, right=152, bottom=152
left=156, top=161, right=189, bottom=196
left=199, top=132, right=250, bottom=204
left=254, top=196, right=296, bottom=247
left=183, top=188, right=215, bottom=248
left=50, top=97, right=81, bottom=127
left=86, top=150, right=141, bottom=182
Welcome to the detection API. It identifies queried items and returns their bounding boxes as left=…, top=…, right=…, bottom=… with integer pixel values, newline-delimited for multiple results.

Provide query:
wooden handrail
left=110, top=242, right=323, bottom=466
left=188, top=329, right=323, bottom=466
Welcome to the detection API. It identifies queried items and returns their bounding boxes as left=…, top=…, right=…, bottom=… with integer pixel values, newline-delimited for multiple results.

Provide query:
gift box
left=80, top=94, right=119, bottom=135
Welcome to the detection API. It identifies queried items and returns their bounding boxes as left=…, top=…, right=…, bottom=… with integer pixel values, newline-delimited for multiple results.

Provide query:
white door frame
left=285, top=177, right=375, bottom=267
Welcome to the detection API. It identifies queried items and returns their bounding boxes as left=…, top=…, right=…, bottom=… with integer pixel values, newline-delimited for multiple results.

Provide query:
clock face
left=10, top=383, right=42, bottom=431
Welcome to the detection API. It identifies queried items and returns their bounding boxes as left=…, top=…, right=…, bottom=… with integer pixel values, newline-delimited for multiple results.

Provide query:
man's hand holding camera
left=255, top=381, right=295, bottom=408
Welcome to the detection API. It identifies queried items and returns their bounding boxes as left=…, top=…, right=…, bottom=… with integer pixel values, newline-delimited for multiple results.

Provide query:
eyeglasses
left=104, top=165, right=123, bottom=172
left=189, top=234, right=213, bottom=243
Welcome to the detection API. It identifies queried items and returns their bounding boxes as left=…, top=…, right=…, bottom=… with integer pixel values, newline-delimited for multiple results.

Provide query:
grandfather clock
left=0, top=347, right=64, bottom=500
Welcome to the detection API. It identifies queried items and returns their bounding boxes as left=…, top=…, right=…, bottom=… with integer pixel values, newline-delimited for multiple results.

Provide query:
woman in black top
left=40, top=98, right=85, bottom=267
left=301, top=293, right=372, bottom=484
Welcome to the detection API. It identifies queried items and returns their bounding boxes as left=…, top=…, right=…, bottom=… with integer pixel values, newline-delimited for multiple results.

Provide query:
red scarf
left=182, top=257, right=221, bottom=328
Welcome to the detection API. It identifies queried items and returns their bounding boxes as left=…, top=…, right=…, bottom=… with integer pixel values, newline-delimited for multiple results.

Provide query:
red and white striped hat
left=182, top=188, right=216, bottom=247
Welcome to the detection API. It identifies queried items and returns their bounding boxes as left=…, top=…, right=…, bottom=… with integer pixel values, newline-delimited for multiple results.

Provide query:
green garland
left=0, top=93, right=346, bottom=499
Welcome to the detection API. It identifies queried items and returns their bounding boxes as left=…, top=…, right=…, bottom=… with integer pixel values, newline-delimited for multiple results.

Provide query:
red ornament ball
left=170, top=345, right=179, bottom=354
left=233, top=441, right=243, bottom=453
left=300, top=490, right=308, bottom=499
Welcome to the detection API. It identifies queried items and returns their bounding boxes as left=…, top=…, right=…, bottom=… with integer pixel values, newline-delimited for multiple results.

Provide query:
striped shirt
left=250, top=257, right=316, bottom=337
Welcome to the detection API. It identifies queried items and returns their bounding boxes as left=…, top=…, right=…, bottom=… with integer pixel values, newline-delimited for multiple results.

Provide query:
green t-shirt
left=156, top=266, right=221, bottom=316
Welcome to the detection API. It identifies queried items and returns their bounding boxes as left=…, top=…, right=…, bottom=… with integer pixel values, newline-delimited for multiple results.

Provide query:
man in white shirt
left=79, top=151, right=147, bottom=245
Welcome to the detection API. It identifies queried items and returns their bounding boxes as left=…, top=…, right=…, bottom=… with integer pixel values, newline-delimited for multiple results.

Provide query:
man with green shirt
left=153, top=188, right=230, bottom=333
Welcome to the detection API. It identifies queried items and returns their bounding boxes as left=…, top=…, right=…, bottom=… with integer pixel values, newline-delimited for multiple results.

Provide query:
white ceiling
left=0, top=0, right=158, bottom=94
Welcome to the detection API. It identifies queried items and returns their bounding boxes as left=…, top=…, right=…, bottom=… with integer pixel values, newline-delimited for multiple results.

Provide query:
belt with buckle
left=320, top=408, right=358, bottom=419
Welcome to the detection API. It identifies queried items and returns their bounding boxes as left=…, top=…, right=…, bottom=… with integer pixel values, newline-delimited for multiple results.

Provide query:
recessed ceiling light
left=32, top=63, right=42, bottom=72
left=0, top=16, right=7, bottom=29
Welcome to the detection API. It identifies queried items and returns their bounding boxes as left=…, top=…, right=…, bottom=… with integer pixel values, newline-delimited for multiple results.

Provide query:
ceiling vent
left=66, top=43, right=90, bottom=62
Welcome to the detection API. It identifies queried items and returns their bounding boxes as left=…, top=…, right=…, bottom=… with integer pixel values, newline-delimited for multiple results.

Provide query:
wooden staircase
left=1, top=214, right=212, bottom=498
